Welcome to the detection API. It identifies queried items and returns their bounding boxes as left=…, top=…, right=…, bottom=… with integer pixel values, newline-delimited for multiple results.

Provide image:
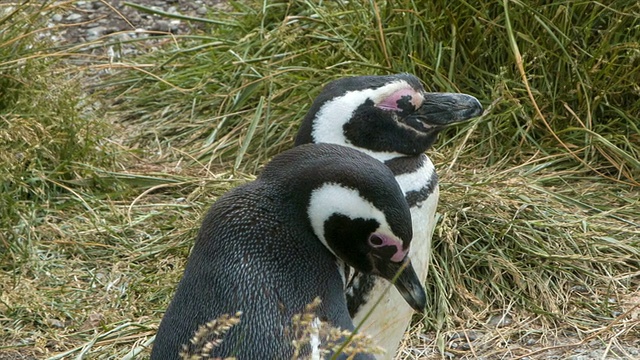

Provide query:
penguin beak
left=416, top=93, right=483, bottom=126
left=375, top=257, right=427, bottom=313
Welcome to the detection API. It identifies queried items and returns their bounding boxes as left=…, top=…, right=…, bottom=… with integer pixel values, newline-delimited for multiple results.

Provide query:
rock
left=448, top=331, right=482, bottom=341
left=44, top=0, right=228, bottom=49
left=566, top=355, right=588, bottom=360
left=488, top=313, right=514, bottom=327
left=150, top=20, right=171, bottom=34
left=196, top=6, right=208, bottom=15
left=46, top=318, right=65, bottom=328
left=170, top=20, right=181, bottom=32
left=86, top=26, right=108, bottom=41
left=78, top=1, right=96, bottom=10
left=570, top=285, right=589, bottom=293
left=65, top=13, right=83, bottom=22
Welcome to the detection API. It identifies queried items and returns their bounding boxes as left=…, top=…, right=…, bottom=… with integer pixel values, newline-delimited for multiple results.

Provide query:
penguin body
left=295, top=74, right=482, bottom=358
left=151, top=143, right=426, bottom=360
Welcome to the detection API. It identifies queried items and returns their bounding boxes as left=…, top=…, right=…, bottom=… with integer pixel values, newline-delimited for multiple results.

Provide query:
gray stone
left=448, top=330, right=482, bottom=341
left=150, top=20, right=171, bottom=33
left=79, top=1, right=96, bottom=10
left=196, top=6, right=207, bottom=15
left=46, top=318, right=65, bottom=328
left=566, top=356, right=588, bottom=360
left=570, top=285, right=589, bottom=293
left=488, top=313, right=514, bottom=327
left=65, top=13, right=83, bottom=22
left=170, top=20, right=181, bottom=32
left=86, top=26, right=108, bottom=41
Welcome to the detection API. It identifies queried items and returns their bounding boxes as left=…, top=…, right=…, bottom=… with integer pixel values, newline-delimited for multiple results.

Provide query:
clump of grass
left=0, top=2, right=118, bottom=264
left=179, top=311, right=242, bottom=360
left=170, top=298, right=381, bottom=359
left=291, top=297, right=384, bottom=359
left=428, top=163, right=639, bottom=328
left=103, top=1, right=638, bottom=182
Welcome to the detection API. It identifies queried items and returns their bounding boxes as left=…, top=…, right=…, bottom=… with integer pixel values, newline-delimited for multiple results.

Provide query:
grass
left=1, top=0, right=638, bottom=359
left=0, top=1, right=118, bottom=263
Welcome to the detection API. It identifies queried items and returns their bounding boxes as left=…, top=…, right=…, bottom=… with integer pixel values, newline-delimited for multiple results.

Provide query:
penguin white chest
left=352, top=156, right=439, bottom=359
left=394, top=156, right=439, bottom=282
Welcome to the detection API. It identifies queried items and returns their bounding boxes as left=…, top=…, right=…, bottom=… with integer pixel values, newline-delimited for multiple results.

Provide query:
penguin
left=294, top=73, right=483, bottom=359
left=150, top=143, right=427, bottom=360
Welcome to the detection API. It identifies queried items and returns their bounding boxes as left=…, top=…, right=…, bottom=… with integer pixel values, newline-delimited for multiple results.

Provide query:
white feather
left=394, top=157, right=436, bottom=195
left=307, top=183, right=392, bottom=253
left=311, top=81, right=418, bottom=162
left=310, top=317, right=322, bottom=360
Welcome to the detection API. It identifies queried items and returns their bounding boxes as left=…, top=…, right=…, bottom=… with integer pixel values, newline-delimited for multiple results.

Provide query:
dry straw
left=1, top=1, right=638, bottom=359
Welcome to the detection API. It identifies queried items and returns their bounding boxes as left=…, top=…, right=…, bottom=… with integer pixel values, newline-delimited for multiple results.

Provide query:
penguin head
left=295, top=73, right=483, bottom=159
left=308, top=182, right=409, bottom=269
left=306, top=182, right=425, bottom=313
left=260, top=143, right=427, bottom=312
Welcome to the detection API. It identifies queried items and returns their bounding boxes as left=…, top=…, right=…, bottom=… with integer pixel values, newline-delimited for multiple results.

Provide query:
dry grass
left=1, top=0, right=638, bottom=359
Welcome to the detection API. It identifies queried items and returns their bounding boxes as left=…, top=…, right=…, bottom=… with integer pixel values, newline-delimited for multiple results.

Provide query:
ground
left=1, top=1, right=638, bottom=359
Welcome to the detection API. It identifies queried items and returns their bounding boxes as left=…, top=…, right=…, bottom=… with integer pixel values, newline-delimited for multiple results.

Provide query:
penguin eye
left=368, top=234, right=384, bottom=247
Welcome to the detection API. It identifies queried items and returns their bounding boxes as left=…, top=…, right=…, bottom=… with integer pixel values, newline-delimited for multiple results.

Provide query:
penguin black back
left=151, top=143, right=425, bottom=360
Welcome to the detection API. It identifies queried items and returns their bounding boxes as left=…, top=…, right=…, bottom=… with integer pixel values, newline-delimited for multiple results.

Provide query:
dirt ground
left=2, top=1, right=639, bottom=359
left=41, top=0, right=226, bottom=43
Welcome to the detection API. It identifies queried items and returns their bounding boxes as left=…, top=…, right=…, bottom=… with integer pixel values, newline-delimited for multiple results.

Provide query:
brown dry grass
left=1, top=1, right=639, bottom=359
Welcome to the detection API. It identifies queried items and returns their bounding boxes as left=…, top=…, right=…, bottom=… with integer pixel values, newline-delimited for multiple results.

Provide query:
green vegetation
left=0, top=2, right=116, bottom=263
left=1, top=0, right=638, bottom=358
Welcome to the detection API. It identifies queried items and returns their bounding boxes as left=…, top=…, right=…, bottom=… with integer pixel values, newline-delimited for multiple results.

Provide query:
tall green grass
left=109, top=0, right=639, bottom=182
left=0, top=1, right=118, bottom=264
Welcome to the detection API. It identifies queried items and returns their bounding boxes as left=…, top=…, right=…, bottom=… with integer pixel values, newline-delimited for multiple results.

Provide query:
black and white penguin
left=150, top=143, right=427, bottom=360
left=295, top=73, right=483, bottom=358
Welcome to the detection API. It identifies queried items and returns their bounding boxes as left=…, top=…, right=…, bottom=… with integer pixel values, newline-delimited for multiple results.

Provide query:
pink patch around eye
left=376, top=88, right=420, bottom=111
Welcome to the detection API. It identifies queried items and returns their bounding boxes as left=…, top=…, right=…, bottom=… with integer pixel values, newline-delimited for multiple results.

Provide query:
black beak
left=418, top=93, right=483, bottom=125
left=376, top=257, right=427, bottom=313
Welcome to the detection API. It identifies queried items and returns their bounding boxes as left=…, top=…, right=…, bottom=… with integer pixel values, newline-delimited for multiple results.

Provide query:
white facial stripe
left=394, top=157, right=436, bottom=194
left=308, top=183, right=393, bottom=253
left=311, top=81, right=415, bottom=162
